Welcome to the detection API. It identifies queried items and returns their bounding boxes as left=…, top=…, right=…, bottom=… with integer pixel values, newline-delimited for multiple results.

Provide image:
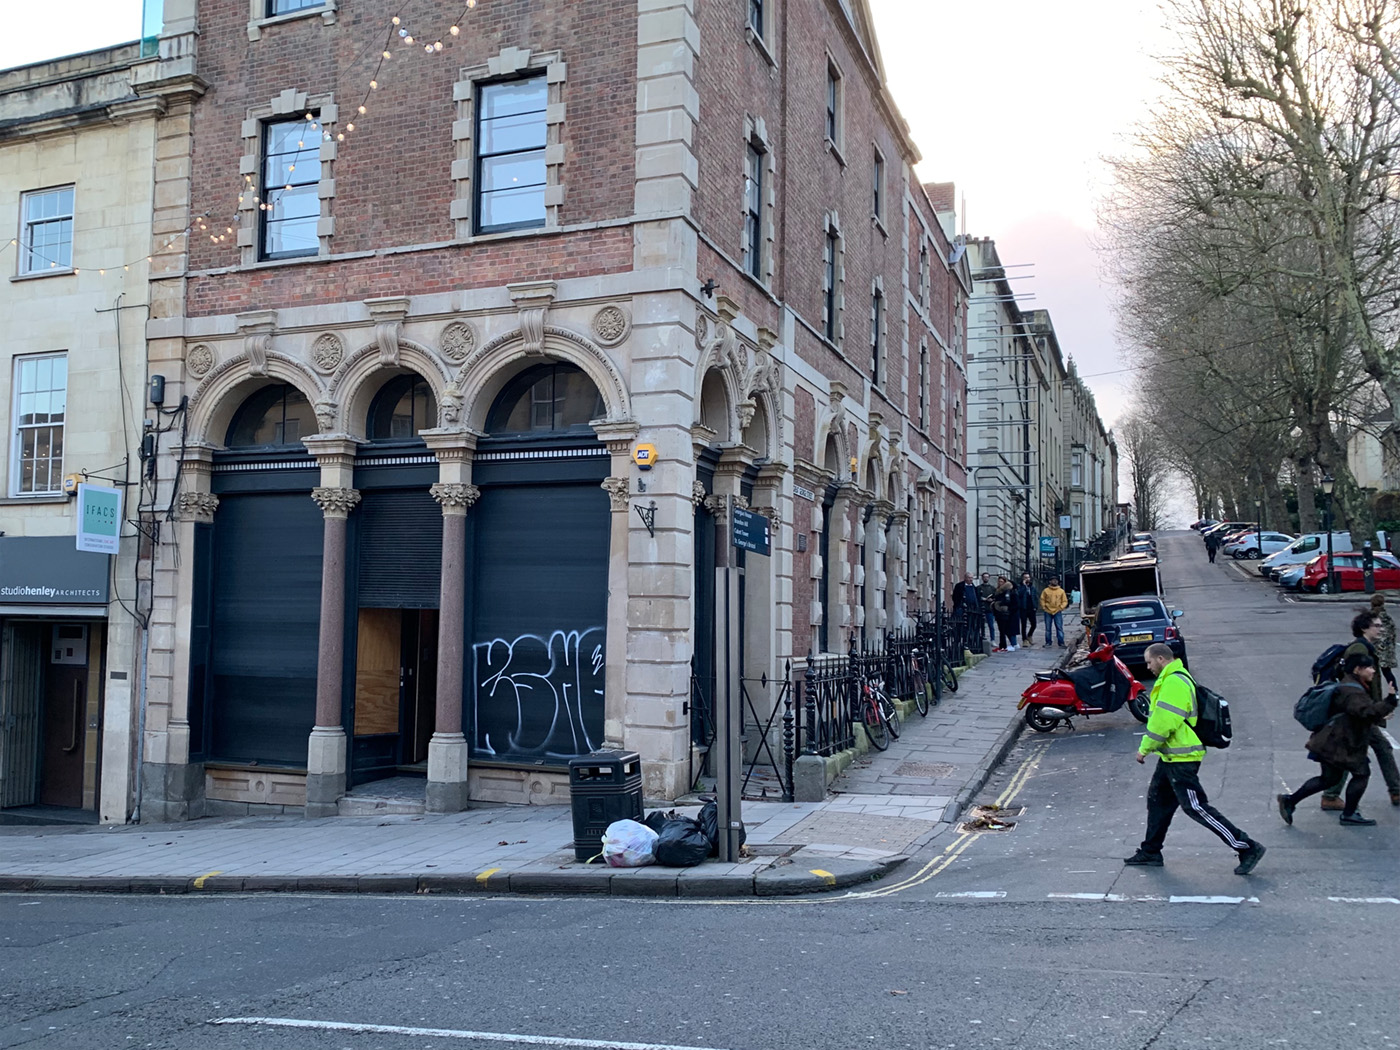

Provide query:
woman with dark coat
left=1278, top=653, right=1399, bottom=826
left=991, top=577, right=1017, bottom=652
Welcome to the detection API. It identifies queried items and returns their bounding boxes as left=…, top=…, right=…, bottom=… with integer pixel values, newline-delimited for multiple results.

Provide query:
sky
left=3, top=0, right=1183, bottom=518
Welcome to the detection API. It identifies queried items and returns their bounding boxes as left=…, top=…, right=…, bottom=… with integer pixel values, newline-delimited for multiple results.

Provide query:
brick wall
left=185, top=0, right=638, bottom=315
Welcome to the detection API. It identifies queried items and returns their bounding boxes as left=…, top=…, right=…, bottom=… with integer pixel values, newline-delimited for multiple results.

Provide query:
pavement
left=0, top=642, right=1056, bottom=900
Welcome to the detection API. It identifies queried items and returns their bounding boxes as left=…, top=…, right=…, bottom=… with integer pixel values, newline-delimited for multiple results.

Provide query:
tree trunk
left=1294, top=458, right=1316, bottom=533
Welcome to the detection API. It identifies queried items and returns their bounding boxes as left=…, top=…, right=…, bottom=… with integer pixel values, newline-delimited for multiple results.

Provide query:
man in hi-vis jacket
left=1125, top=643, right=1266, bottom=875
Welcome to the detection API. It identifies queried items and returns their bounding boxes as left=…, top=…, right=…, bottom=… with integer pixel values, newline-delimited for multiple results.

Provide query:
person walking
left=1205, top=532, right=1219, bottom=564
left=1320, top=610, right=1400, bottom=809
left=1125, top=643, right=1266, bottom=875
left=952, top=572, right=984, bottom=645
left=1369, top=593, right=1397, bottom=693
left=1278, top=652, right=1398, bottom=827
left=991, top=576, right=1017, bottom=651
left=1017, top=573, right=1038, bottom=646
left=976, top=573, right=997, bottom=645
left=1039, top=576, right=1069, bottom=647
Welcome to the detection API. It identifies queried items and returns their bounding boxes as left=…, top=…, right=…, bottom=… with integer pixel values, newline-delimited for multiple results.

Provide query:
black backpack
left=1311, top=644, right=1348, bottom=684
left=1172, top=671, right=1233, bottom=749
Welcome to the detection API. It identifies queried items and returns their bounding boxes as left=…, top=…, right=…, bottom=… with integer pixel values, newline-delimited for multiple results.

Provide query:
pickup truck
left=1077, top=555, right=1163, bottom=629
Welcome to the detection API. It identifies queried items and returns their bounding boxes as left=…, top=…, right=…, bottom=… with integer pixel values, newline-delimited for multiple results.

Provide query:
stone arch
left=329, top=338, right=452, bottom=438
left=454, top=326, right=630, bottom=433
left=698, top=368, right=737, bottom=443
left=741, top=391, right=775, bottom=458
left=187, top=352, right=326, bottom=447
left=814, top=403, right=850, bottom=478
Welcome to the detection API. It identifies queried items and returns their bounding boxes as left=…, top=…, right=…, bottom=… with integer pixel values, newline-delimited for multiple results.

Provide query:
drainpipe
left=132, top=622, right=148, bottom=823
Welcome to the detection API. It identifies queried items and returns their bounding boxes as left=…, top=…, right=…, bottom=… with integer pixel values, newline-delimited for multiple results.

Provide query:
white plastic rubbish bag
left=600, top=819, right=658, bottom=867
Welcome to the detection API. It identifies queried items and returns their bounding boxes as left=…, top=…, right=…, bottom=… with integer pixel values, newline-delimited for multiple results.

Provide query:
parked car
left=1127, top=540, right=1157, bottom=556
left=1276, top=562, right=1310, bottom=590
left=1300, top=551, right=1400, bottom=593
left=1190, top=519, right=1220, bottom=531
left=1223, top=531, right=1296, bottom=559
left=1203, top=521, right=1257, bottom=542
left=1131, top=531, right=1156, bottom=550
left=1089, top=595, right=1187, bottom=672
left=1259, top=532, right=1354, bottom=578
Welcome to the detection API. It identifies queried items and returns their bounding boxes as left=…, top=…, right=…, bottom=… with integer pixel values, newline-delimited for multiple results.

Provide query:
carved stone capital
left=430, top=482, right=481, bottom=516
left=177, top=491, right=219, bottom=523
left=311, top=486, right=361, bottom=519
left=592, top=419, right=641, bottom=456
left=703, top=493, right=730, bottom=523
left=601, top=476, right=630, bottom=512
left=691, top=480, right=708, bottom=508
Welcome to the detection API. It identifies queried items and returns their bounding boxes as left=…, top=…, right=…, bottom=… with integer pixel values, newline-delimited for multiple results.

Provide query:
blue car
left=1277, top=563, right=1310, bottom=590
left=1090, top=595, right=1188, bottom=672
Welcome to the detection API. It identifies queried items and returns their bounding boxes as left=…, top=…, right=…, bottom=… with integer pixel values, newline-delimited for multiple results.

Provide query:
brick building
left=133, top=0, right=968, bottom=822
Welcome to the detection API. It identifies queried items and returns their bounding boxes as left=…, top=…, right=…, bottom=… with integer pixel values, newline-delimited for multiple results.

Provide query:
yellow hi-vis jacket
left=1138, top=658, right=1205, bottom=762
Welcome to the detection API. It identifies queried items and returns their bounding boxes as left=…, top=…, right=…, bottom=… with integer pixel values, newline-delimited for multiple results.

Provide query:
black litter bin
left=568, top=749, right=643, bottom=861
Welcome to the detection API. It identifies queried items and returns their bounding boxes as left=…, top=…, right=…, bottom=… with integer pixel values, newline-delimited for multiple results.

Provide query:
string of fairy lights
left=3, top=1, right=482, bottom=276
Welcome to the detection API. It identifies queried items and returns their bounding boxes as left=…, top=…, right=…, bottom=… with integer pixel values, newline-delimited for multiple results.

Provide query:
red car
left=1300, top=551, right=1400, bottom=593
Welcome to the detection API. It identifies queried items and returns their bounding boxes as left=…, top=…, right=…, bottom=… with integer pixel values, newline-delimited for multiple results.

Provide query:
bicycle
left=912, top=647, right=933, bottom=716
left=857, top=669, right=899, bottom=750
left=933, top=643, right=959, bottom=699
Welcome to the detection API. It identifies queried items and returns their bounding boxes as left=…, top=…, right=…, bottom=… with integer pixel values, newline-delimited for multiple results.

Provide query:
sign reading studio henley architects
left=76, top=483, right=123, bottom=554
left=0, top=536, right=110, bottom=605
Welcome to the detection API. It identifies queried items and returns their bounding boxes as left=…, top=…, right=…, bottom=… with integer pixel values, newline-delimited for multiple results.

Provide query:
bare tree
left=1119, top=412, right=1173, bottom=530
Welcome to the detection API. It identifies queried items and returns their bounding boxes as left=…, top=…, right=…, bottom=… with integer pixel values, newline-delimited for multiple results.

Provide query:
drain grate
left=894, top=761, right=958, bottom=778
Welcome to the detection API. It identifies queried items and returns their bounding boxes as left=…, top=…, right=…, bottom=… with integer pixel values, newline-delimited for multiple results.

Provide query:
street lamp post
left=1321, top=474, right=1337, bottom=593
left=1254, top=499, right=1263, bottom=559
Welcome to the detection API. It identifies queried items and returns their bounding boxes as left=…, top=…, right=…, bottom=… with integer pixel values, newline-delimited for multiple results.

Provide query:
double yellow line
left=842, top=749, right=1042, bottom=900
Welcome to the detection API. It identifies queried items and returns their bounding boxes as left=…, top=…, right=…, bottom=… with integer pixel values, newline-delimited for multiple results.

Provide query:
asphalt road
left=2, top=531, right=1396, bottom=1050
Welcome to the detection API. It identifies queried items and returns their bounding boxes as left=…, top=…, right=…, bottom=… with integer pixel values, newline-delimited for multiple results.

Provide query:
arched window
left=486, top=363, right=604, bottom=435
left=226, top=384, right=317, bottom=447
left=368, top=374, right=437, bottom=440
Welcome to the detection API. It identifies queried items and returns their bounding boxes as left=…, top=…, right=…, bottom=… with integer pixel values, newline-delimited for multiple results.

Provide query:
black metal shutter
left=356, top=488, right=442, bottom=608
left=209, top=492, right=323, bottom=766
left=469, top=481, right=609, bottom=764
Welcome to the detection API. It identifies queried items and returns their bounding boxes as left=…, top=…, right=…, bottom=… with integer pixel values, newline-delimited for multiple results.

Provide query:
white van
left=1259, top=532, right=1352, bottom=577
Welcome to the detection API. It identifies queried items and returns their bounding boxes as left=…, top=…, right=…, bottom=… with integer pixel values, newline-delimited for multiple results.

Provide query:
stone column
left=422, top=428, right=480, bottom=812
left=593, top=420, right=641, bottom=750
left=303, top=435, right=360, bottom=817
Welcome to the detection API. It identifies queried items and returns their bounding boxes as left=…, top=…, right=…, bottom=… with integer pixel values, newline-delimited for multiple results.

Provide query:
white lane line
left=935, top=890, right=1006, bottom=899
left=1328, top=897, right=1400, bottom=904
left=1047, top=893, right=1257, bottom=904
left=211, top=1017, right=735, bottom=1050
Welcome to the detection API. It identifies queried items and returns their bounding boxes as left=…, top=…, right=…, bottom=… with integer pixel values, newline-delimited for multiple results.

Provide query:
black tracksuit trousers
left=1140, top=760, right=1252, bottom=854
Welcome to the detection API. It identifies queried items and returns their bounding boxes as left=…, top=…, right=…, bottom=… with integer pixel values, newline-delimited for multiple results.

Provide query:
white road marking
left=211, top=1017, right=735, bottom=1050
left=1047, top=893, right=1256, bottom=904
left=1328, top=896, right=1400, bottom=904
left=935, top=890, right=1006, bottom=898
left=1383, top=729, right=1399, bottom=750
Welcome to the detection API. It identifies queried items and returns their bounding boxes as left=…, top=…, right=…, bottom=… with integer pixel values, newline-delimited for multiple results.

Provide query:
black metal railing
left=739, top=664, right=796, bottom=802
left=795, top=608, right=983, bottom=757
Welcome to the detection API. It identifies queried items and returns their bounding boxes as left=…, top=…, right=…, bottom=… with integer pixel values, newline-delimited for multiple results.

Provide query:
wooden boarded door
left=353, top=608, right=403, bottom=780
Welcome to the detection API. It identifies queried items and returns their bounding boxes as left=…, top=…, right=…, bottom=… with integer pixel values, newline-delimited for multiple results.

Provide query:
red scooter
left=1018, top=637, right=1150, bottom=732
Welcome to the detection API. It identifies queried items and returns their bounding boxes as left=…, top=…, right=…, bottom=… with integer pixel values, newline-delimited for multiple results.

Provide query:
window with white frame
left=822, top=221, right=842, bottom=343
left=260, top=118, right=321, bottom=259
left=19, top=186, right=74, bottom=275
left=825, top=61, right=843, bottom=151
left=872, top=149, right=884, bottom=222
left=744, top=141, right=764, bottom=278
left=870, top=284, right=884, bottom=385
left=11, top=353, right=66, bottom=495
left=749, top=0, right=765, bottom=39
left=917, top=242, right=929, bottom=305
left=475, top=75, right=548, bottom=234
left=1071, top=448, right=1084, bottom=487
left=918, top=343, right=929, bottom=430
left=266, top=0, right=321, bottom=14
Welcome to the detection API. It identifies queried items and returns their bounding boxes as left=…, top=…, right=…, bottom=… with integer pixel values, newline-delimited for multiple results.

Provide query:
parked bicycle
left=858, top=668, right=900, bottom=750
left=911, top=646, right=958, bottom=717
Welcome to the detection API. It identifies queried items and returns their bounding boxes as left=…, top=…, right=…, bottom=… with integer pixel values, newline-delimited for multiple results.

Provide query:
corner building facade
left=139, top=0, right=968, bottom=821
